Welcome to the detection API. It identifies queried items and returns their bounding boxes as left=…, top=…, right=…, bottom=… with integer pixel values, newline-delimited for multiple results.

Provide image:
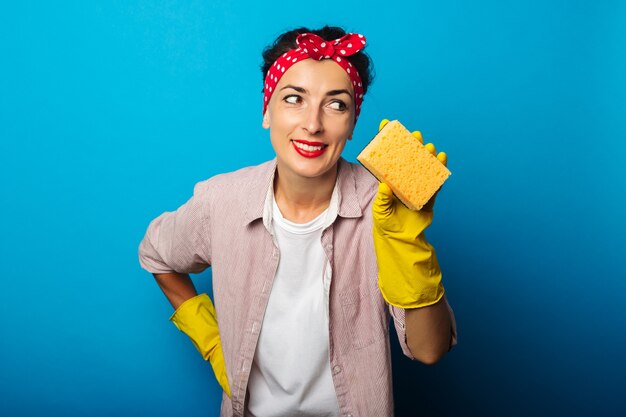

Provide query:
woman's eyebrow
left=280, top=84, right=307, bottom=93
left=326, top=89, right=352, bottom=98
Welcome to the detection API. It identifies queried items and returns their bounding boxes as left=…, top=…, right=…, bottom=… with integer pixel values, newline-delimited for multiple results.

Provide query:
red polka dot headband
left=263, top=32, right=367, bottom=121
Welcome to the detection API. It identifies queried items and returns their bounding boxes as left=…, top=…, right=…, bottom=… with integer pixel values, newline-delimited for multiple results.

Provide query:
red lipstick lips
left=291, top=139, right=328, bottom=158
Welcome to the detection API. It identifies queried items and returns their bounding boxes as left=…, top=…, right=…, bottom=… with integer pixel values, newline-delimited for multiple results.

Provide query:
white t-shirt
left=246, top=195, right=340, bottom=417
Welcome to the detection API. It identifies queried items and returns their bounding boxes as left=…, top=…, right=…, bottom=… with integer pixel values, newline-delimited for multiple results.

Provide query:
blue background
left=1, top=1, right=625, bottom=416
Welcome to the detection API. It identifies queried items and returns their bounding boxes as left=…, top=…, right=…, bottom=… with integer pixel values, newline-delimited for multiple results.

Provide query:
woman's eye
left=284, top=95, right=300, bottom=104
left=329, top=100, right=347, bottom=111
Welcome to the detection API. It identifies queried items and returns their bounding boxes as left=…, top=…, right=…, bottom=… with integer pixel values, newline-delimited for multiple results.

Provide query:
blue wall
left=1, top=1, right=624, bottom=416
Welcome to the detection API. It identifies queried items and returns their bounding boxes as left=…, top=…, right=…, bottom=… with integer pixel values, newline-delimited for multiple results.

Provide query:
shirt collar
left=243, top=158, right=363, bottom=226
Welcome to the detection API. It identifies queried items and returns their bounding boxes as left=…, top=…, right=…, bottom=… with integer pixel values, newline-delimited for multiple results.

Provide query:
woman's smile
left=291, top=139, right=329, bottom=158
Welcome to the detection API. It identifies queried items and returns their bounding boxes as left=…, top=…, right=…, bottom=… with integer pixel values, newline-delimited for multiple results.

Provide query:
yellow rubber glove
left=170, top=293, right=231, bottom=397
left=373, top=119, right=447, bottom=309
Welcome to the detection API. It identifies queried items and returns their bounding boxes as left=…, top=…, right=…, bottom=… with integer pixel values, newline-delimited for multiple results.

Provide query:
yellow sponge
left=357, top=120, right=451, bottom=210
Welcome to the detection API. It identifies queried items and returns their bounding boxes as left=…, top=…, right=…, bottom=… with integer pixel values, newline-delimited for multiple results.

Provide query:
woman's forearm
left=404, top=297, right=453, bottom=365
left=153, top=272, right=198, bottom=310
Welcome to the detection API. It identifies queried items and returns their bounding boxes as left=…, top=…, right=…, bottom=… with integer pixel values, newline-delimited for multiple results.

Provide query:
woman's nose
left=303, top=106, right=323, bottom=135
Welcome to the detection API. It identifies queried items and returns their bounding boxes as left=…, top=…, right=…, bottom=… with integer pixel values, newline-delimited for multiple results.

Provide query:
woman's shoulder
left=191, top=159, right=276, bottom=198
left=341, top=158, right=378, bottom=190
left=338, top=159, right=379, bottom=210
left=346, top=160, right=378, bottom=184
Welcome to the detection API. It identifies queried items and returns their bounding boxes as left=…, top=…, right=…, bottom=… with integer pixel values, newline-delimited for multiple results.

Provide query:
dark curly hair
left=261, top=25, right=374, bottom=95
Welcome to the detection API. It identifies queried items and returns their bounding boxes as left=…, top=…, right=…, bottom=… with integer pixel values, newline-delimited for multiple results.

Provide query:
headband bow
left=263, top=32, right=367, bottom=122
left=297, top=32, right=366, bottom=61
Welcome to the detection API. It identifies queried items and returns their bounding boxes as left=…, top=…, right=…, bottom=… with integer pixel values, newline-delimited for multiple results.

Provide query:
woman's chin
left=280, top=157, right=339, bottom=181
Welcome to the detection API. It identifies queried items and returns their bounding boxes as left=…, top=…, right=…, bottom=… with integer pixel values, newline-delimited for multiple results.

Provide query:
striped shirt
left=138, top=158, right=457, bottom=417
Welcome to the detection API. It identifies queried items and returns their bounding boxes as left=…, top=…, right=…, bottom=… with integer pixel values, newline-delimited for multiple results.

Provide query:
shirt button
left=333, top=365, right=342, bottom=374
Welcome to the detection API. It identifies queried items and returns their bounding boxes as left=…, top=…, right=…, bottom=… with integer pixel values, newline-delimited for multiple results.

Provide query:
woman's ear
left=262, top=110, right=270, bottom=129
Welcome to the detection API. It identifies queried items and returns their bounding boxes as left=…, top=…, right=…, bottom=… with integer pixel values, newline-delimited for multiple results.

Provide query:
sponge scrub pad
left=357, top=120, right=451, bottom=210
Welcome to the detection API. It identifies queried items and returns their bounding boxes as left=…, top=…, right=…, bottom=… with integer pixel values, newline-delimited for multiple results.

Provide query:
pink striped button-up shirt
left=139, top=158, right=456, bottom=417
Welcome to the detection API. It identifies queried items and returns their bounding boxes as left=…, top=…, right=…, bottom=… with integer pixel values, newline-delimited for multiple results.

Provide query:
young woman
left=139, top=25, right=456, bottom=417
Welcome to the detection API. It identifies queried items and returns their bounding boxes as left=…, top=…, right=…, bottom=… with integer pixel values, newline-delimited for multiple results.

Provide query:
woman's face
left=263, top=58, right=355, bottom=183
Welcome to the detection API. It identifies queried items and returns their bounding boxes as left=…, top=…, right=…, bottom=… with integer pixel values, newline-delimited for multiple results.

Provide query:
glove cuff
left=169, top=293, right=213, bottom=324
left=379, top=278, right=445, bottom=309
left=169, top=293, right=220, bottom=360
left=168, top=293, right=231, bottom=397
left=375, top=238, right=445, bottom=309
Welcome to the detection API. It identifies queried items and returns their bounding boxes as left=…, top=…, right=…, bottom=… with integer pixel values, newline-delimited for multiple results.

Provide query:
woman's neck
left=273, top=163, right=338, bottom=224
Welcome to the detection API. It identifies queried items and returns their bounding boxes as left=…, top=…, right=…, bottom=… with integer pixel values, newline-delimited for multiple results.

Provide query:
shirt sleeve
left=389, top=295, right=457, bottom=360
left=138, top=180, right=212, bottom=274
